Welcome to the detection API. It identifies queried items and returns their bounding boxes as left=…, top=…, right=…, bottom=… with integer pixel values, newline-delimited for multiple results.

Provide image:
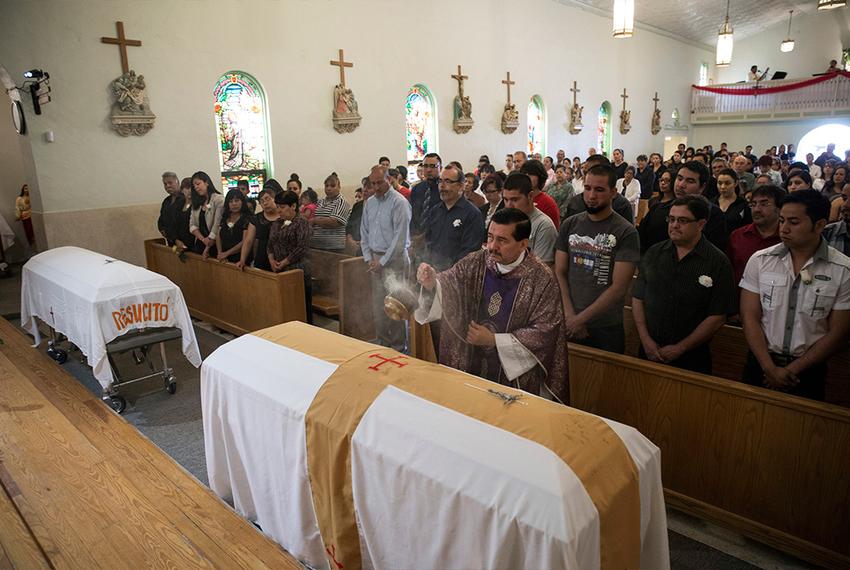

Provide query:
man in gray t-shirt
left=502, top=172, right=557, bottom=264
left=554, top=164, right=640, bottom=353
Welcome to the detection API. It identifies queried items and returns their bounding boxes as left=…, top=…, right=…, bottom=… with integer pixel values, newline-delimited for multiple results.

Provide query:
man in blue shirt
left=424, top=164, right=486, bottom=271
left=361, top=165, right=412, bottom=352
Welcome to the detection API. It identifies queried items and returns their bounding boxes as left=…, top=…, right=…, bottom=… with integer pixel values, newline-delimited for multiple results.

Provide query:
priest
left=415, top=207, right=569, bottom=403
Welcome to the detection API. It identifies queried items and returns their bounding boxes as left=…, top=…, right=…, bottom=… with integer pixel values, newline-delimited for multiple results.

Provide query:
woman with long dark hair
left=237, top=185, right=279, bottom=271
left=216, top=188, right=251, bottom=263
left=189, top=171, right=224, bottom=257
left=713, top=168, right=751, bottom=233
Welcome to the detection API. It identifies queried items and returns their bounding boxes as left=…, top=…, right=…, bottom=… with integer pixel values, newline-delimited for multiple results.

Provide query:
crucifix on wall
left=329, top=49, right=361, bottom=133
left=100, top=21, right=155, bottom=136
left=619, top=87, right=631, bottom=134
left=500, top=71, right=518, bottom=134
left=568, top=80, right=583, bottom=134
left=452, top=64, right=473, bottom=134
left=651, top=92, right=662, bottom=135
left=101, top=21, right=141, bottom=75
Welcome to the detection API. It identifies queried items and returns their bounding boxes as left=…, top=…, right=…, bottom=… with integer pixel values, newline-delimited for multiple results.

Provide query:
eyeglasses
left=439, top=177, right=461, bottom=184
left=422, top=163, right=439, bottom=168
left=665, top=216, right=698, bottom=225
left=483, top=189, right=501, bottom=194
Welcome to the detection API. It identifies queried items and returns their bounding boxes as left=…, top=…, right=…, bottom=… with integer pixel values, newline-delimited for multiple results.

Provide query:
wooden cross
left=501, top=71, right=515, bottom=104
left=620, top=88, right=629, bottom=111
left=329, top=49, right=353, bottom=87
left=652, top=92, right=660, bottom=111
left=101, top=21, right=141, bottom=74
left=570, top=81, right=581, bottom=106
left=452, top=65, right=468, bottom=93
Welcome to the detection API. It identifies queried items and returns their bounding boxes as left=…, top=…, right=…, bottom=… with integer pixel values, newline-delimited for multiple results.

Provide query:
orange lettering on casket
left=112, top=302, right=171, bottom=332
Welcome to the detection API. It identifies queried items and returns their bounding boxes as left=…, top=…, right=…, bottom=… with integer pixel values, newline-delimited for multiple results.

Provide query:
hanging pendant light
left=780, top=10, right=795, bottom=53
left=716, top=0, right=734, bottom=67
left=818, top=0, right=846, bottom=10
left=612, top=0, right=634, bottom=38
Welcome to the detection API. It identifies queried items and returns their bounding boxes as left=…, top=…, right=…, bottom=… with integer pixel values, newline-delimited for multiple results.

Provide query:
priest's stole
left=202, top=322, right=669, bottom=570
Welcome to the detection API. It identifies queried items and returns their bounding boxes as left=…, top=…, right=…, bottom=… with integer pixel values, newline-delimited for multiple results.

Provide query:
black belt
left=769, top=352, right=797, bottom=366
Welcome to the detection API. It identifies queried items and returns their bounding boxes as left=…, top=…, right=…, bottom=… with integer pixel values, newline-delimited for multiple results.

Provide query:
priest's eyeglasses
left=665, top=216, right=698, bottom=225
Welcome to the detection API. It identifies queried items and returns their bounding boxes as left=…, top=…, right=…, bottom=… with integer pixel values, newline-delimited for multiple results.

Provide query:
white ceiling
left=560, top=0, right=820, bottom=48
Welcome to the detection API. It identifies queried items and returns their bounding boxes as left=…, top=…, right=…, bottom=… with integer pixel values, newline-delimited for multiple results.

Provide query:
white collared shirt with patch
left=740, top=240, right=850, bottom=356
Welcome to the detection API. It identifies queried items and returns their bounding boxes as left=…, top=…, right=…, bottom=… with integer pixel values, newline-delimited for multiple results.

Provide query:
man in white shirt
left=805, top=153, right=822, bottom=180
left=501, top=172, right=557, bottom=265
left=740, top=190, right=850, bottom=400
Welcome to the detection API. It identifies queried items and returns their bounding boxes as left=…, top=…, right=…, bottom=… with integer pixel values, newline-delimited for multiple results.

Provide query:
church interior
left=2, top=0, right=850, bottom=568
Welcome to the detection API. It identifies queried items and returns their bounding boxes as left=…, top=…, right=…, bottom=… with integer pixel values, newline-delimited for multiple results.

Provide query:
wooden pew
left=0, top=316, right=299, bottom=569
left=310, top=248, right=378, bottom=342
left=622, top=307, right=850, bottom=407
left=144, top=238, right=306, bottom=335
left=309, top=248, right=345, bottom=317
left=568, top=343, right=850, bottom=568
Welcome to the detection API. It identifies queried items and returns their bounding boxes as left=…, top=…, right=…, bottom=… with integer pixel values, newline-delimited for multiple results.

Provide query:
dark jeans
left=638, top=343, right=712, bottom=375
left=742, top=351, right=826, bottom=401
left=573, top=323, right=625, bottom=354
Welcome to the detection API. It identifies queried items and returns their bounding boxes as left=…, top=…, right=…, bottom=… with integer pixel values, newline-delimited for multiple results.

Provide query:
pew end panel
left=338, top=257, right=375, bottom=341
left=568, top=343, right=850, bottom=568
left=144, top=239, right=306, bottom=335
left=309, top=248, right=345, bottom=317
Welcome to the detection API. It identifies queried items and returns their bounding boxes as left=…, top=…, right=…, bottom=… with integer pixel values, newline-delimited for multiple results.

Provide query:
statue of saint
left=619, top=109, right=631, bottom=133
left=570, top=103, right=583, bottom=126
left=651, top=108, right=662, bottom=134
left=111, top=70, right=147, bottom=113
left=333, top=84, right=359, bottom=116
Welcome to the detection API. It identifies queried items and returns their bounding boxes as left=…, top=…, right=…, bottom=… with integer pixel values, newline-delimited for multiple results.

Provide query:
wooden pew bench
left=621, top=306, right=850, bottom=407
left=145, top=238, right=306, bottom=336
left=0, top=316, right=299, bottom=569
left=309, top=248, right=378, bottom=342
left=568, top=343, right=850, bottom=568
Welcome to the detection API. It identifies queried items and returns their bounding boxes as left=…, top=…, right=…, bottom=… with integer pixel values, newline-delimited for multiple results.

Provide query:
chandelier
left=780, top=10, right=795, bottom=53
left=716, top=0, right=734, bottom=67
left=613, top=0, right=634, bottom=38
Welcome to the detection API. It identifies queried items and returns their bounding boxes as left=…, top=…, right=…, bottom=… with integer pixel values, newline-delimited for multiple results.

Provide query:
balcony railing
left=691, top=73, right=850, bottom=123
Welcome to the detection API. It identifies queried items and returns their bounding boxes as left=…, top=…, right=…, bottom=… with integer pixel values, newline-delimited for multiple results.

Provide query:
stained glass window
left=597, top=102, right=612, bottom=157
left=527, top=96, right=545, bottom=156
left=213, top=71, right=271, bottom=195
left=406, top=84, right=437, bottom=163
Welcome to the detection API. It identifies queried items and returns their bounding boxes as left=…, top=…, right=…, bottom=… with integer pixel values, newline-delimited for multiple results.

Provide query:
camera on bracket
left=22, top=69, right=51, bottom=114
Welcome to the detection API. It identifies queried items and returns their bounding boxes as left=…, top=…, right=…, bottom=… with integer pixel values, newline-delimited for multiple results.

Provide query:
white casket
left=202, top=322, right=669, bottom=570
left=20, top=246, right=201, bottom=389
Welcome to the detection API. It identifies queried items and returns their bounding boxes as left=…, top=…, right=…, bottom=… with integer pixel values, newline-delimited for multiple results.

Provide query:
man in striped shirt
left=311, top=173, right=351, bottom=252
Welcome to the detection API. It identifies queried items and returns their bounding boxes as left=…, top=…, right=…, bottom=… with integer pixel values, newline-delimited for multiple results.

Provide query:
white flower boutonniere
left=800, top=269, right=812, bottom=285
left=453, top=219, right=462, bottom=228
left=698, top=275, right=713, bottom=288
left=283, top=220, right=292, bottom=227
left=606, top=234, right=617, bottom=248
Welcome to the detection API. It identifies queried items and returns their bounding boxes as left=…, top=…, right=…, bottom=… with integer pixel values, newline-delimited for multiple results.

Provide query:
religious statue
left=108, top=69, right=156, bottom=136
left=651, top=107, right=662, bottom=135
left=332, top=83, right=361, bottom=133
left=329, top=49, right=361, bottom=133
left=619, top=109, right=631, bottom=134
left=451, top=65, right=474, bottom=134
left=501, top=103, right=519, bottom=134
left=568, top=103, right=584, bottom=134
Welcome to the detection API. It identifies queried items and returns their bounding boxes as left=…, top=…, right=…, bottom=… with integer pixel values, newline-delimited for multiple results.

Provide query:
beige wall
left=0, top=0, right=715, bottom=261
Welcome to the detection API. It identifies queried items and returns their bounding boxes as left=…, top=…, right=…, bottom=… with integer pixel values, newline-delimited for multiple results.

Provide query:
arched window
left=597, top=102, right=612, bottom=157
left=406, top=84, right=437, bottom=164
left=797, top=124, right=850, bottom=162
left=527, top=95, right=545, bottom=156
left=213, top=71, right=272, bottom=194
